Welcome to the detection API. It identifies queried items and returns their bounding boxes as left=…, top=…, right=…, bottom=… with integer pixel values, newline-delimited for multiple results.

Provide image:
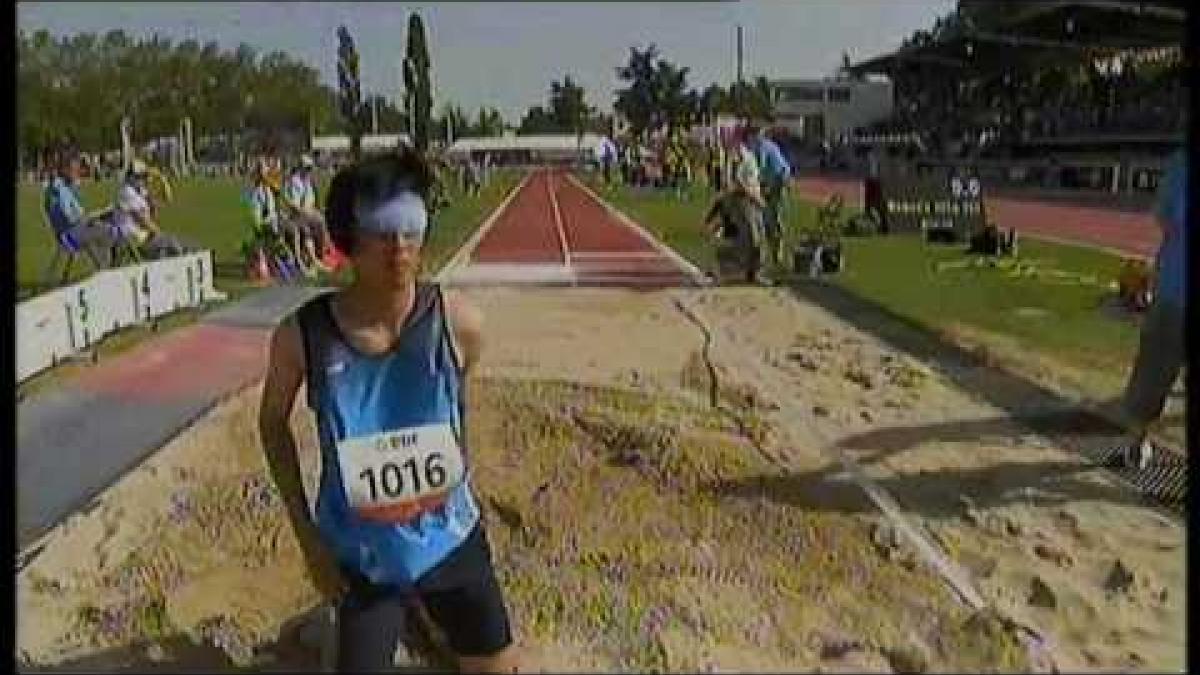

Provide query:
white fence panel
left=16, top=250, right=224, bottom=385
left=15, top=289, right=75, bottom=382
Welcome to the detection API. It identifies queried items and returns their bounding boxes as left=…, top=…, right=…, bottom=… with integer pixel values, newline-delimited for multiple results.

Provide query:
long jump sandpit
left=17, top=287, right=1185, bottom=673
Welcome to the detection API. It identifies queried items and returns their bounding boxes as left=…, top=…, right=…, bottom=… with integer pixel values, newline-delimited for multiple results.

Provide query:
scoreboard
left=879, top=167, right=987, bottom=242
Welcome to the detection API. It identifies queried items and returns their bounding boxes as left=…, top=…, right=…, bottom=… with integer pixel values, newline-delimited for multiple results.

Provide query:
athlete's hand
left=296, top=528, right=347, bottom=601
left=306, top=546, right=347, bottom=602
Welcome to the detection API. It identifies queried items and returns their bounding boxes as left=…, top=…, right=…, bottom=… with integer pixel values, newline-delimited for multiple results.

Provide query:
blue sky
left=18, top=1, right=953, bottom=122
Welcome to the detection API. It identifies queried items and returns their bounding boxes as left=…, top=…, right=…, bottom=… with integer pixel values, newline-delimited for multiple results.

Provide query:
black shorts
left=336, top=522, right=513, bottom=670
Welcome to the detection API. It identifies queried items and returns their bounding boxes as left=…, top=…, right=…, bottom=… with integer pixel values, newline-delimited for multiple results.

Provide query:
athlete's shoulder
left=279, top=292, right=335, bottom=346
left=440, top=287, right=483, bottom=334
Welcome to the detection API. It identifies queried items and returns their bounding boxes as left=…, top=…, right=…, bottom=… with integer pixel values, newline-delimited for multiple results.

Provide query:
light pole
left=736, top=24, right=744, bottom=120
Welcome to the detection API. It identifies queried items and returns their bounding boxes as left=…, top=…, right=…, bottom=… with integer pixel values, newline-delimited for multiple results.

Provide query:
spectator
left=42, top=150, right=116, bottom=267
left=746, top=124, right=792, bottom=267
left=707, top=139, right=726, bottom=192
left=704, top=188, right=759, bottom=284
left=598, top=135, right=619, bottom=185
left=112, top=160, right=161, bottom=245
left=284, top=155, right=335, bottom=272
left=1112, top=148, right=1188, bottom=470
left=863, top=150, right=887, bottom=233
left=729, top=127, right=771, bottom=285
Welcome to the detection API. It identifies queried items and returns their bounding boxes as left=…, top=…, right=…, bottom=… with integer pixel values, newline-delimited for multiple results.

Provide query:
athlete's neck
left=342, top=278, right=418, bottom=327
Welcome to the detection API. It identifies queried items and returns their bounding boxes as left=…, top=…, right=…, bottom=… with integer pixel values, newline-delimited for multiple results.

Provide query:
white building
left=771, top=77, right=894, bottom=142
left=445, top=133, right=606, bottom=165
left=309, top=133, right=412, bottom=155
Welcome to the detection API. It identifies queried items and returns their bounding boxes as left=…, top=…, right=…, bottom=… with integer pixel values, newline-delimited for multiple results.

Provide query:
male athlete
left=1112, top=147, right=1188, bottom=470
left=258, top=149, right=521, bottom=673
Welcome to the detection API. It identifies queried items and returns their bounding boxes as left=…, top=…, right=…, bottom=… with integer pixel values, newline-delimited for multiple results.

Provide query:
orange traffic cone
left=248, top=249, right=271, bottom=285
left=322, top=245, right=348, bottom=272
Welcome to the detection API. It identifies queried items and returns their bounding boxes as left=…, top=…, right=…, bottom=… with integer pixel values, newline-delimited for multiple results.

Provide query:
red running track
left=447, top=169, right=701, bottom=287
left=794, top=176, right=1160, bottom=259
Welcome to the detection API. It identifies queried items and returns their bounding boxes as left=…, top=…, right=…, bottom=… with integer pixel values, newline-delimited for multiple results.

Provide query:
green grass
left=594, top=179, right=1140, bottom=390
left=18, top=176, right=254, bottom=297
left=15, top=170, right=523, bottom=396
left=422, top=170, right=521, bottom=275
left=593, top=181, right=720, bottom=273
left=17, top=170, right=522, bottom=297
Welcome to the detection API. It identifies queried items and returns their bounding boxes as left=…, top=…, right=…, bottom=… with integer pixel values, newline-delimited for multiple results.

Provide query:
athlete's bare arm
left=258, top=316, right=344, bottom=599
left=443, top=290, right=483, bottom=373
left=438, top=292, right=522, bottom=673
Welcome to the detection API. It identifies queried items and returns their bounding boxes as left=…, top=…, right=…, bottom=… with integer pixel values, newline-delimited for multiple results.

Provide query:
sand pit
left=16, top=286, right=1185, bottom=673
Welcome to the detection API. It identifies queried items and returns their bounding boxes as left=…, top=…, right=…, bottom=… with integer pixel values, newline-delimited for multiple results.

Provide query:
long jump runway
left=438, top=169, right=708, bottom=288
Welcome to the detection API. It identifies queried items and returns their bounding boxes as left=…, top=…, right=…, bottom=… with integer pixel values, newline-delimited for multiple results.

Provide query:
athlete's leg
left=335, top=576, right=411, bottom=673
left=419, top=525, right=521, bottom=673
left=1119, top=298, right=1184, bottom=445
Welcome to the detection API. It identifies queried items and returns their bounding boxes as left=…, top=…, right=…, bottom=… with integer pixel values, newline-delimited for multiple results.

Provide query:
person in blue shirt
left=1115, top=148, right=1187, bottom=470
left=42, top=151, right=115, bottom=267
left=746, top=125, right=792, bottom=268
left=257, top=149, right=520, bottom=673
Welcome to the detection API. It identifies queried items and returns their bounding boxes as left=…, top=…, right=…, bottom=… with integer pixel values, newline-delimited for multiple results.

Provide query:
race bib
left=337, top=423, right=466, bottom=524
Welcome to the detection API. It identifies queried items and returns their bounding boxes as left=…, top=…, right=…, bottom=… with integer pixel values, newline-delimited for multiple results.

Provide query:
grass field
left=16, top=170, right=521, bottom=298
left=15, top=170, right=522, bottom=397
left=595, top=179, right=1142, bottom=398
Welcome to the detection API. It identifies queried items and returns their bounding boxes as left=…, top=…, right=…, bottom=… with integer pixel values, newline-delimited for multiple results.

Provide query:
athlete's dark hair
left=324, top=148, right=436, bottom=253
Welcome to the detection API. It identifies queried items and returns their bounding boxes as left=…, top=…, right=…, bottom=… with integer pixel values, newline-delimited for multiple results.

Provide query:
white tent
left=310, top=133, right=412, bottom=154
left=445, top=133, right=605, bottom=164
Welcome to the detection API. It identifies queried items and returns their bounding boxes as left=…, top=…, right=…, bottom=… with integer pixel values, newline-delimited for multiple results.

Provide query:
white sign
left=336, top=423, right=465, bottom=523
left=15, top=292, right=74, bottom=383
left=16, top=251, right=225, bottom=384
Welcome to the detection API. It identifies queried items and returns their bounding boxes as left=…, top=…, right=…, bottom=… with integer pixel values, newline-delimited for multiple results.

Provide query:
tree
left=517, top=76, right=603, bottom=135
left=336, top=26, right=365, bottom=158
left=363, top=94, right=409, bottom=133
left=17, top=29, right=343, bottom=166
left=433, top=102, right=470, bottom=144
left=517, top=105, right=556, bottom=134
left=549, top=75, right=589, bottom=136
left=473, top=107, right=505, bottom=136
left=727, top=75, right=774, bottom=122
left=698, top=83, right=728, bottom=123
left=404, top=13, right=433, bottom=151
left=614, top=44, right=695, bottom=139
left=613, top=44, right=661, bottom=139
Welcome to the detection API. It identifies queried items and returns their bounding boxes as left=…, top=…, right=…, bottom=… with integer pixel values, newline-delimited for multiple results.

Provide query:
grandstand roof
left=849, top=1, right=1185, bottom=76
left=957, top=1, right=1185, bottom=50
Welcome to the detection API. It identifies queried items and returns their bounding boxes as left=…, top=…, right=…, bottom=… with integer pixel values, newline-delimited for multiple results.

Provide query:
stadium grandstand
left=828, top=0, right=1186, bottom=203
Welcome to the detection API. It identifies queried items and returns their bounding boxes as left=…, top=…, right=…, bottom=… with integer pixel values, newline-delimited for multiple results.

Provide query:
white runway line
left=546, top=171, right=573, bottom=280
left=566, top=175, right=710, bottom=286
left=433, top=172, right=532, bottom=284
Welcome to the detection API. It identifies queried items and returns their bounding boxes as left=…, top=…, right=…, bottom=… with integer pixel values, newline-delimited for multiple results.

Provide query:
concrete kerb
left=434, top=172, right=533, bottom=284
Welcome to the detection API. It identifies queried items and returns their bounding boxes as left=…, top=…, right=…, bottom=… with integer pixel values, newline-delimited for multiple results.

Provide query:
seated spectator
left=43, top=150, right=116, bottom=266
left=112, top=160, right=189, bottom=259
left=283, top=155, right=335, bottom=271
left=112, top=161, right=161, bottom=244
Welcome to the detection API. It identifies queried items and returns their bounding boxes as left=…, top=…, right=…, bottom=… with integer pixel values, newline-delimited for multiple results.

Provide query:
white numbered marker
left=337, top=423, right=466, bottom=523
